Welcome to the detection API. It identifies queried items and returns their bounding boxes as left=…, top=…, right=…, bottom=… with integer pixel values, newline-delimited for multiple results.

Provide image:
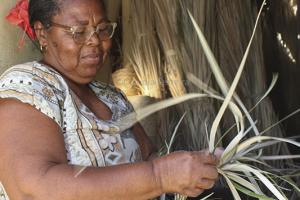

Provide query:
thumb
left=214, top=147, right=224, bottom=160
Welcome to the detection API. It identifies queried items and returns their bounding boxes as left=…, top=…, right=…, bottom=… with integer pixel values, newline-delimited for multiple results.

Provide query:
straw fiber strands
left=119, top=0, right=300, bottom=198
left=126, top=0, right=164, bottom=99
left=152, top=0, right=219, bottom=150
left=205, top=1, right=298, bottom=197
left=123, top=0, right=295, bottom=166
left=206, top=0, right=292, bottom=167
left=125, top=0, right=171, bottom=146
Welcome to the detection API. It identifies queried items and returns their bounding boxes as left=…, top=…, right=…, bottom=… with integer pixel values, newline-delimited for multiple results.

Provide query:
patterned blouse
left=0, top=61, right=142, bottom=200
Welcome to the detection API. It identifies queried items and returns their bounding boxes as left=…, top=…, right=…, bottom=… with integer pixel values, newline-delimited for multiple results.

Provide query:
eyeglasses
left=49, top=21, right=117, bottom=44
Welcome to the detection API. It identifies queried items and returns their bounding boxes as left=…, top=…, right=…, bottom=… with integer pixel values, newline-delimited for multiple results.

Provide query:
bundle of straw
left=178, top=0, right=219, bottom=150
left=153, top=0, right=219, bottom=150
left=126, top=0, right=173, bottom=148
left=152, top=0, right=189, bottom=151
left=112, top=65, right=140, bottom=96
left=127, top=0, right=164, bottom=99
left=153, top=0, right=186, bottom=98
left=113, top=1, right=300, bottom=199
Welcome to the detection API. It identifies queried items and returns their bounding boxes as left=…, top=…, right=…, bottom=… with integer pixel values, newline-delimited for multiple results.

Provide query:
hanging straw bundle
left=178, top=0, right=219, bottom=150
left=153, top=0, right=219, bottom=150
left=152, top=0, right=188, bottom=151
left=112, top=65, right=140, bottom=96
left=152, top=0, right=186, bottom=98
left=127, top=0, right=164, bottom=99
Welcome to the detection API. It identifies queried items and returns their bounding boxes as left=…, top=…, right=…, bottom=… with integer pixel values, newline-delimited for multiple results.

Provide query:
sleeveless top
left=0, top=61, right=142, bottom=199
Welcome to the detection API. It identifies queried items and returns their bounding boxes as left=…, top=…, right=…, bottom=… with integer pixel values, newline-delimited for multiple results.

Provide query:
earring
left=40, top=45, right=48, bottom=53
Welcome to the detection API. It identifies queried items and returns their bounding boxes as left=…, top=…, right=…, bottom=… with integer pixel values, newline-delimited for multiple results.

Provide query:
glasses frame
left=49, top=21, right=117, bottom=44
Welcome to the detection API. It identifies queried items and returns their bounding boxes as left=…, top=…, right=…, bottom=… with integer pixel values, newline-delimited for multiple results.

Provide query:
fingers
left=197, top=178, right=216, bottom=190
left=182, top=188, right=204, bottom=197
left=156, top=150, right=219, bottom=196
left=214, top=147, right=224, bottom=159
left=198, top=151, right=218, bottom=165
left=193, top=151, right=219, bottom=189
left=190, top=151, right=219, bottom=180
left=201, top=165, right=219, bottom=180
left=181, top=177, right=216, bottom=198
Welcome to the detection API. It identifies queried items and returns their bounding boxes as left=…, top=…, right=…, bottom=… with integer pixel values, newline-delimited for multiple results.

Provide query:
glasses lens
left=73, top=23, right=116, bottom=44
left=97, top=23, right=115, bottom=41
left=73, top=26, right=89, bottom=43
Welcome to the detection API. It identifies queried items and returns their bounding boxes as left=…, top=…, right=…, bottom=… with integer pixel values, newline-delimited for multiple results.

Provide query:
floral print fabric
left=0, top=61, right=142, bottom=199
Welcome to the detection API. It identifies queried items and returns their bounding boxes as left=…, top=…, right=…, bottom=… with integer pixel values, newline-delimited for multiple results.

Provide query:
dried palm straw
left=153, top=0, right=186, bottom=97
left=154, top=0, right=219, bottom=150
left=112, top=65, right=140, bottom=96
left=113, top=1, right=300, bottom=199
left=127, top=0, right=163, bottom=99
left=208, top=0, right=292, bottom=170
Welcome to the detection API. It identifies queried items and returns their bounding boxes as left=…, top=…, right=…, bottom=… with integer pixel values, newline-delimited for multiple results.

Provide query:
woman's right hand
left=152, top=150, right=219, bottom=197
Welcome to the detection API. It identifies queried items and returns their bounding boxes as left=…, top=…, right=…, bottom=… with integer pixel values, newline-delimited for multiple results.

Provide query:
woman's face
left=42, top=0, right=111, bottom=84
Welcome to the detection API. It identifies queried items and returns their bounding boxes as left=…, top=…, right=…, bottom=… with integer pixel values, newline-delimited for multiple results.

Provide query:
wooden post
left=122, top=0, right=133, bottom=65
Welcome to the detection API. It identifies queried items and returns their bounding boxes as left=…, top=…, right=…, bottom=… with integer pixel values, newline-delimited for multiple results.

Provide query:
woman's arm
left=0, top=99, right=219, bottom=200
left=0, top=99, right=162, bottom=200
left=132, top=123, right=157, bottom=160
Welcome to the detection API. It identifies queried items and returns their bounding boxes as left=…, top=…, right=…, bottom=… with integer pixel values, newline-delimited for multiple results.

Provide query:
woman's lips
left=81, top=53, right=102, bottom=64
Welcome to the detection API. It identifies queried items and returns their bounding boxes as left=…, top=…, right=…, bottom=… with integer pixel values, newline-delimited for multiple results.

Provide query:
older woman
left=0, top=0, right=220, bottom=199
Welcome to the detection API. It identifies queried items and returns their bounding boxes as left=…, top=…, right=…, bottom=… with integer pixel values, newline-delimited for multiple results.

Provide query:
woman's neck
left=39, top=59, right=91, bottom=96
left=65, top=78, right=91, bottom=97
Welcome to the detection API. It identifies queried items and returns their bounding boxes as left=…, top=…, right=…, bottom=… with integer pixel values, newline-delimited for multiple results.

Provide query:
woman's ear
left=33, top=21, right=48, bottom=47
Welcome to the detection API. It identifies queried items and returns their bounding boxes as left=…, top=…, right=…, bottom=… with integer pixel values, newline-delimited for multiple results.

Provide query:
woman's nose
left=86, top=31, right=101, bottom=46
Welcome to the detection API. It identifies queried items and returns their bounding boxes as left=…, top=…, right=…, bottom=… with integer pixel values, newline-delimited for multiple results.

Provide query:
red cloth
left=6, top=0, right=36, bottom=47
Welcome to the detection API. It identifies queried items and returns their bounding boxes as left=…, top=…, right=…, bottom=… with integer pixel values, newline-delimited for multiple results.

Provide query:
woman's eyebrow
left=95, top=18, right=109, bottom=24
left=73, top=18, right=109, bottom=26
left=76, top=20, right=89, bottom=25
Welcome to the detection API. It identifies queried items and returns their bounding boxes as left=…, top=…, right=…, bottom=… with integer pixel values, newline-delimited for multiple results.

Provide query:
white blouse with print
left=0, top=61, right=142, bottom=199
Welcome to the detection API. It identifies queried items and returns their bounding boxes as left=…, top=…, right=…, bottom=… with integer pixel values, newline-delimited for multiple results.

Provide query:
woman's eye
left=75, top=31, right=85, bottom=35
left=74, top=27, right=86, bottom=33
left=98, top=24, right=109, bottom=31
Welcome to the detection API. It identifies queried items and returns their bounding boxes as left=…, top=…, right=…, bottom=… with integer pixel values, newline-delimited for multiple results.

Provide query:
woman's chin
left=80, top=60, right=101, bottom=72
left=69, top=62, right=103, bottom=84
left=81, top=71, right=97, bottom=82
left=83, top=66, right=102, bottom=81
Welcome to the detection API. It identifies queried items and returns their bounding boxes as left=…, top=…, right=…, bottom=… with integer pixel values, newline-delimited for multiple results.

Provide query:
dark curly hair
left=29, top=0, right=106, bottom=29
left=29, top=0, right=61, bottom=29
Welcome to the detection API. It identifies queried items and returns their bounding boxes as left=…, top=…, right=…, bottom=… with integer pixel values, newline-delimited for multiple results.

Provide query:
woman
left=0, top=0, right=220, bottom=199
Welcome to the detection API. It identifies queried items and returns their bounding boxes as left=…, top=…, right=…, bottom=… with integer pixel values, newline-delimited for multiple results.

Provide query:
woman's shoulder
left=0, top=61, right=35, bottom=80
left=1, top=61, right=55, bottom=76
left=0, top=61, right=65, bottom=126
left=0, top=61, right=67, bottom=92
